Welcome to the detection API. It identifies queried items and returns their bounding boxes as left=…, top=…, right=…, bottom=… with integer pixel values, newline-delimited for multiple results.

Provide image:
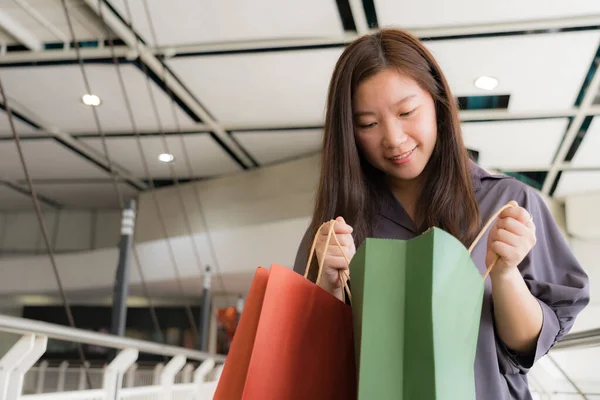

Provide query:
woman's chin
left=385, top=164, right=426, bottom=183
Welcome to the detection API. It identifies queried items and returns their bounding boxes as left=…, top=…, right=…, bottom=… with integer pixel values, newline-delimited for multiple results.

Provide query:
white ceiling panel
left=426, top=31, right=600, bottom=112
left=80, top=134, right=241, bottom=179
left=0, top=63, right=196, bottom=134
left=33, top=182, right=137, bottom=209
left=376, top=0, right=600, bottom=28
left=571, top=117, right=600, bottom=167
left=0, top=139, right=109, bottom=180
left=0, top=110, right=40, bottom=136
left=0, top=0, right=109, bottom=42
left=168, top=48, right=344, bottom=126
left=108, top=0, right=344, bottom=47
left=461, top=119, right=569, bottom=169
left=232, top=129, right=322, bottom=165
left=554, top=171, right=600, bottom=198
left=0, top=184, right=36, bottom=211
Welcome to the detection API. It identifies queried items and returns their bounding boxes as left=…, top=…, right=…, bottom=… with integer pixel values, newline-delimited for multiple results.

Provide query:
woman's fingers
left=313, top=217, right=356, bottom=292
left=494, top=227, right=520, bottom=248
left=501, top=204, right=532, bottom=225
left=320, top=217, right=353, bottom=237
left=331, top=233, right=355, bottom=250
left=325, top=253, right=351, bottom=267
left=325, top=243, right=353, bottom=258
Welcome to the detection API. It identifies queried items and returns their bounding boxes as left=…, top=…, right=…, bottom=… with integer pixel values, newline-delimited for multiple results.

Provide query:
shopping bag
left=351, top=203, right=513, bottom=399
left=213, top=222, right=357, bottom=400
left=212, top=267, right=270, bottom=399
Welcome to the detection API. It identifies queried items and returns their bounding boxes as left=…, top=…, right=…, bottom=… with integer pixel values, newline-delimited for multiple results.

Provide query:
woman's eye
left=359, top=122, right=377, bottom=129
left=399, top=109, right=416, bottom=117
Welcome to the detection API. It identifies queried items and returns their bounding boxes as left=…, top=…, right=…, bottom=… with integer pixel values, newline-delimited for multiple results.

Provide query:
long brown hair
left=309, top=28, right=481, bottom=250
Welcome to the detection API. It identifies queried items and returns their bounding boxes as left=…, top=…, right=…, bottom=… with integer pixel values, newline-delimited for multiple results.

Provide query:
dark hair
left=309, top=28, right=481, bottom=251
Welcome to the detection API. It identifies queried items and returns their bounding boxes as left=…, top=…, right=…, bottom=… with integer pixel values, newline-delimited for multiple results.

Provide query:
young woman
left=292, top=29, right=589, bottom=399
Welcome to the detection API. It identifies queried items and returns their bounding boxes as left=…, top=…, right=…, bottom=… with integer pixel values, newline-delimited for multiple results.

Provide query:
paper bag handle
left=304, top=220, right=352, bottom=304
left=468, top=201, right=518, bottom=280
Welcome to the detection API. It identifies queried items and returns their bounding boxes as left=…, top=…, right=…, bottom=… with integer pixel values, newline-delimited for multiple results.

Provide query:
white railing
left=0, top=314, right=226, bottom=400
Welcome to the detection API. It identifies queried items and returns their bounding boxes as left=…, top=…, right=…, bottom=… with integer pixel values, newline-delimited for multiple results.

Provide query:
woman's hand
left=487, top=201, right=543, bottom=354
left=486, top=201, right=536, bottom=278
left=315, top=216, right=356, bottom=298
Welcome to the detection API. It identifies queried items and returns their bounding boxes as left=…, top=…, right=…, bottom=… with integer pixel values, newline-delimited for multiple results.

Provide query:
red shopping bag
left=214, top=223, right=356, bottom=400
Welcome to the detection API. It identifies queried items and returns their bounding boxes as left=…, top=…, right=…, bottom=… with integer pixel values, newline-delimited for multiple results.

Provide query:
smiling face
left=353, top=68, right=438, bottom=187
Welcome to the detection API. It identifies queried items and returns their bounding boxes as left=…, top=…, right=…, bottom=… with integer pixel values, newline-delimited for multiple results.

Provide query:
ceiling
left=0, top=0, right=599, bottom=213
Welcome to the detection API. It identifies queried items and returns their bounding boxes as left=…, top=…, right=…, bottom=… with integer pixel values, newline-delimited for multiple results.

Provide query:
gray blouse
left=293, top=162, right=589, bottom=400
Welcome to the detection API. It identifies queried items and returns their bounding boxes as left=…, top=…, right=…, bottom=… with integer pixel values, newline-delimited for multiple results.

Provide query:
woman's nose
left=381, top=122, right=408, bottom=148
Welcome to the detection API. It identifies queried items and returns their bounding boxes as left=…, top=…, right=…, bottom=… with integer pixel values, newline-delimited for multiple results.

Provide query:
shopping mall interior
left=1, top=1, right=599, bottom=399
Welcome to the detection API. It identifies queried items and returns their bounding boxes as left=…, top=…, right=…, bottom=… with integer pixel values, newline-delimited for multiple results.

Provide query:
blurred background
left=0, top=0, right=599, bottom=399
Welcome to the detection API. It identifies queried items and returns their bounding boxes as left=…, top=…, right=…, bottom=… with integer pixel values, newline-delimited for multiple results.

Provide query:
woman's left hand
left=486, top=201, right=537, bottom=277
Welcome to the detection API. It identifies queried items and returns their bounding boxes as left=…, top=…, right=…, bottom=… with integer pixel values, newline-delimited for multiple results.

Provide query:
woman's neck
left=387, top=176, right=422, bottom=224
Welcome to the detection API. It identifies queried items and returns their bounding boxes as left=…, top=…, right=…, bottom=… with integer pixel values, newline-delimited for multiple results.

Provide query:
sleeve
left=499, top=185, right=590, bottom=372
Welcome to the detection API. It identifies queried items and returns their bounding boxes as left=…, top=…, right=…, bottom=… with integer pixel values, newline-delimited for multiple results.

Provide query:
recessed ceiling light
left=158, top=153, right=175, bottom=163
left=474, top=76, right=499, bottom=91
left=81, top=94, right=101, bottom=106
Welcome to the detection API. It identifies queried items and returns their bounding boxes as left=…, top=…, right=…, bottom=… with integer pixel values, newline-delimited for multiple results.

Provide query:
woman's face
left=353, top=68, right=437, bottom=185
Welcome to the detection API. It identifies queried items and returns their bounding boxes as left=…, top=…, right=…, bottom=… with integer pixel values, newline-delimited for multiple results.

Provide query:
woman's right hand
left=315, top=216, right=356, bottom=299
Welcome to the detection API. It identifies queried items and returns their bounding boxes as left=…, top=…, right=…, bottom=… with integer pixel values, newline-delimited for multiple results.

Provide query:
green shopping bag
left=351, top=204, right=513, bottom=399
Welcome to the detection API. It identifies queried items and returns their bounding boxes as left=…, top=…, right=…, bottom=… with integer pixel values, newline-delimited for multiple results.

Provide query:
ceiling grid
left=0, top=0, right=598, bottom=210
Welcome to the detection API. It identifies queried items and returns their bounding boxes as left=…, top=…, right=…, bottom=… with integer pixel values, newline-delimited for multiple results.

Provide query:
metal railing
left=3, top=313, right=599, bottom=399
left=0, top=315, right=225, bottom=400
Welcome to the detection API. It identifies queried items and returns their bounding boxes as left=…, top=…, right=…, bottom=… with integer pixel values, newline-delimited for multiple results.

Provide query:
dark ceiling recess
left=43, top=39, right=127, bottom=51
left=335, top=0, right=379, bottom=33
left=574, top=47, right=600, bottom=107
left=457, top=94, right=511, bottom=111
left=143, top=178, right=197, bottom=188
left=504, top=171, right=548, bottom=191
left=362, top=0, right=379, bottom=29
left=549, top=170, right=563, bottom=197
left=564, top=116, right=594, bottom=161
left=335, top=0, right=357, bottom=32
left=467, top=149, right=480, bottom=163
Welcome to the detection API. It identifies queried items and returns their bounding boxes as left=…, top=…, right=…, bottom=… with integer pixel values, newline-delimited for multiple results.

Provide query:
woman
left=292, top=29, right=589, bottom=399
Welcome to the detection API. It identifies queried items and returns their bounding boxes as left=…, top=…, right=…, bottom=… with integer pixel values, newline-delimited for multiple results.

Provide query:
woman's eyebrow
left=353, top=94, right=417, bottom=117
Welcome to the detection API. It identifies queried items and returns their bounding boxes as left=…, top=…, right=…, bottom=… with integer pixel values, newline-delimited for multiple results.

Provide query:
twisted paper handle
left=468, top=201, right=518, bottom=280
left=304, top=220, right=352, bottom=303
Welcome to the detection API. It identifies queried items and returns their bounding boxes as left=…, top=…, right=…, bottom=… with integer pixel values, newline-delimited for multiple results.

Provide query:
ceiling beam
left=83, top=0, right=254, bottom=169
left=542, top=59, right=600, bottom=194
left=13, top=0, right=68, bottom=44
left=152, top=14, right=600, bottom=56
left=552, top=327, right=600, bottom=350
left=1, top=14, right=598, bottom=63
left=410, top=14, right=600, bottom=38
left=0, top=180, right=62, bottom=209
left=587, top=104, right=600, bottom=115
left=0, top=46, right=130, bottom=65
left=1, top=97, right=148, bottom=190
left=0, top=10, right=42, bottom=51
left=495, top=163, right=600, bottom=173
left=460, top=109, right=578, bottom=121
